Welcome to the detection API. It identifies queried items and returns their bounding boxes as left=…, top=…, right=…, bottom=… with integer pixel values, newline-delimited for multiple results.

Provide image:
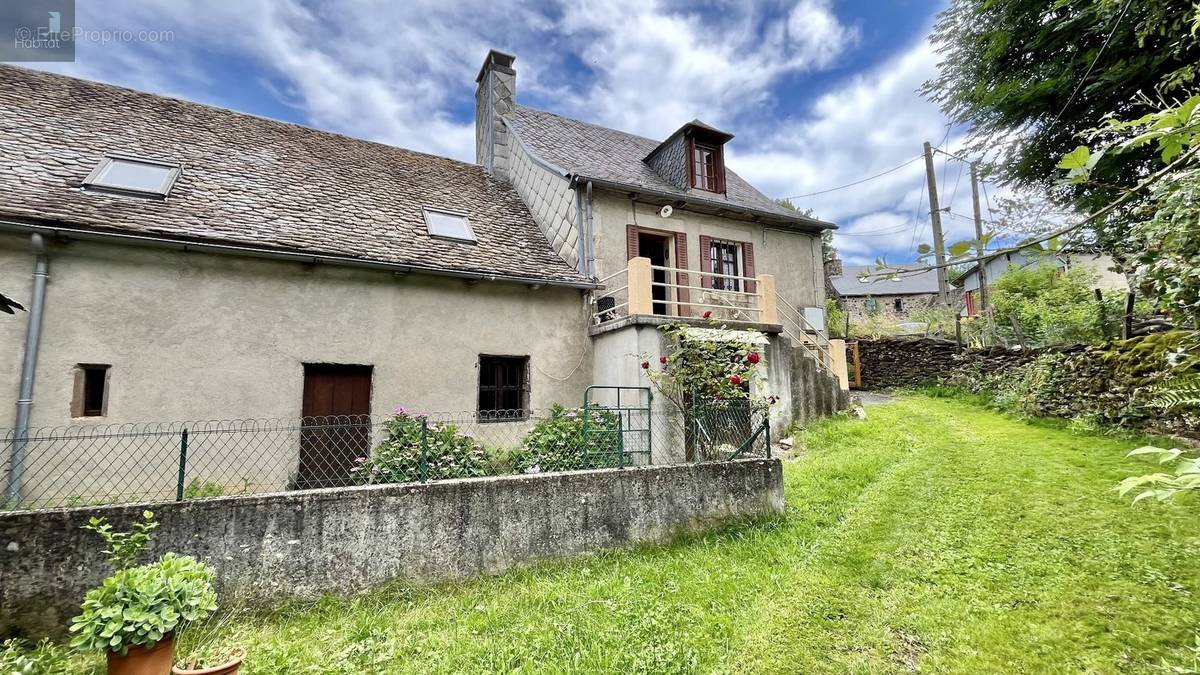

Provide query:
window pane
left=424, top=210, right=475, bottom=241
left=89, top=158, right=177, bottom=195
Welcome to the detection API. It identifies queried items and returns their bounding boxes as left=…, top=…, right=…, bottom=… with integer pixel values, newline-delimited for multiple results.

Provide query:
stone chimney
left=475, top=49, right=516, bottom=178
left=823, top=249, right=843, bottom=298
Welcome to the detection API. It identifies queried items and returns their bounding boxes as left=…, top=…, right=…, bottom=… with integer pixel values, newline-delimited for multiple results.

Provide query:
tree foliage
left=923, top=0, right=1200, bottom=246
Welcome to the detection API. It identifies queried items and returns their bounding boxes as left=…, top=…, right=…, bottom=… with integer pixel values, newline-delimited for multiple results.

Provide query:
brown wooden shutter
left=626, top=224, right=640, bottom=260
left=674, top=231, right=689, bottom=317
left=742, top=241, right=756, bottom=293
left=699, top=235, right=712, bottom=289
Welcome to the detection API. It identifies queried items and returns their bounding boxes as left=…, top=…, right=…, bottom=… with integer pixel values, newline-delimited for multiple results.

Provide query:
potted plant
left=172, top=644, right=246, bottom=675
left=69, top=511, right=218, bottom=675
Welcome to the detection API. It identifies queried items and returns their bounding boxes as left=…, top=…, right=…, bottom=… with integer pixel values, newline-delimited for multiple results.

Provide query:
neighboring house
left=826, top=256, right=942, bottom=327
left=0, top=51, right=845, bottom=501
left=958, top=250, right=1128, bottom=316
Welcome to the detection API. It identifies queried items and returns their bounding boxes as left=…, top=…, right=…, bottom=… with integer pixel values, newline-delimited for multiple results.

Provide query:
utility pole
left=923, top=141, right=950, bottom=305
left=969, top=161, right=988, bottom=314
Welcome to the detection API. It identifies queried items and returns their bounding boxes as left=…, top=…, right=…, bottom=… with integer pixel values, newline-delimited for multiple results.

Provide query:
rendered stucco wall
left=590, top=195, right=825, bottom=313
left=0, top=459, right=785, bottom=640
left=0, top=233, right=592, bottom=429
left=506, top=131, right=582, bottom=271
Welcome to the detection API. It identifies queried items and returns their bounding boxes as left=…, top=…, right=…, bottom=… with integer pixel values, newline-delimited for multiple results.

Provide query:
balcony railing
left=591, top=257, right=777, bottom=326
left=589, top=257, right=841, bottom=382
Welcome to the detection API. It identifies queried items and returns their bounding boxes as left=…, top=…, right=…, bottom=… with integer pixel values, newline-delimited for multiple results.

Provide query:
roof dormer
left=644, top=120, right=734, bottom=194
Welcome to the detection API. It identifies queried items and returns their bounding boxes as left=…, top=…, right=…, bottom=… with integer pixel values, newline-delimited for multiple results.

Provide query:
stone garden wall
left=854, top=337, right=1053, bottom=390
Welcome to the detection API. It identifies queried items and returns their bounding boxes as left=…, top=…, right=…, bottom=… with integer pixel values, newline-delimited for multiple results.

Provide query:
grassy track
left=15, top=395, right=1200, bottom=673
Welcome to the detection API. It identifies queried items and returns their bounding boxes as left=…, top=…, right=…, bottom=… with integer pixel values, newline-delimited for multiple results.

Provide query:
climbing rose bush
left=353, top=408, right=492, bottom=484
left=509, top=404, right=623, bottom=473
left=640, top=319, right=771, bottom=415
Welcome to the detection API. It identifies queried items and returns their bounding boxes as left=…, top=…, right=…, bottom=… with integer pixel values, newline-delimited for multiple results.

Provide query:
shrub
left=69, top=511, right=217, bottom=656
left=70, top=553, right=218, bottom=655
left=354, top=409, right=492, bottom=484
left=510, top=405, right=622, bottom=473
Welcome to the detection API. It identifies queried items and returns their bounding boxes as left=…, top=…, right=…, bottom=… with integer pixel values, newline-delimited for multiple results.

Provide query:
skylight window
left=83, top=155, right=181, bottom=198
left=423, top=209, right=476, bottom=242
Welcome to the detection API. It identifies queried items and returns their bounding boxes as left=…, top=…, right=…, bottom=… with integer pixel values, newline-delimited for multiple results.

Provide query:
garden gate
left=582, top=386, right=652, bottom=466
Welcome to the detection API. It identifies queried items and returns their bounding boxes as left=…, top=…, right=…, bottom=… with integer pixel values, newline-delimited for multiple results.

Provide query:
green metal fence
left=1, top=401, right=769, bottom=512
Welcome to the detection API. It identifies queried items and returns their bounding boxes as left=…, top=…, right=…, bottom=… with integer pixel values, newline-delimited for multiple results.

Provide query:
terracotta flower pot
left=107, top=636, right=175, bottom=675
left=171, top=648, right=245, bottom=675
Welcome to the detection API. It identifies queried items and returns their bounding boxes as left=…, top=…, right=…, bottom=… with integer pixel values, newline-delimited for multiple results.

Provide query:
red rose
left=659, top=355, right=668, bottom=365
left=729, top=374, right=742, bottom=386
left=747, top=351, right=760, bottom=364
left=702, top=310, right=712, bottom=319
left=641, top=360, right=650, bottom=369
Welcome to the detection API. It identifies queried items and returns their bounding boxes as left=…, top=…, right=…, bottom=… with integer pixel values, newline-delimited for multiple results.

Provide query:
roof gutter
left=575, top=175, right=836, bottom=233
left=0, top=219, right=600, bottom=290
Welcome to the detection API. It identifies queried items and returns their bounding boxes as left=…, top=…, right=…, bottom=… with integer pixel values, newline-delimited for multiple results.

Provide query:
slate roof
left=0, top=66, right=590, bottom=286
left=831, top=264, right=941, bottom=297
left=506, top=105, right=831, bottom=230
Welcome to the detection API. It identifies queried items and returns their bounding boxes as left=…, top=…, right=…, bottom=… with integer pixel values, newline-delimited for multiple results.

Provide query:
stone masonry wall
left=855, top=337, right=1045, bottom=389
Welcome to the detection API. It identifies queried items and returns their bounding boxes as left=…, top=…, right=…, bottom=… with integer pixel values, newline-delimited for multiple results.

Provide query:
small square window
left=478, top=355, right=528, bottom=421
left=83, top=156, right=181, bottom=198
left=73, top=364, right=110, bottom=417
left=423, top=209, right=476, bottom=242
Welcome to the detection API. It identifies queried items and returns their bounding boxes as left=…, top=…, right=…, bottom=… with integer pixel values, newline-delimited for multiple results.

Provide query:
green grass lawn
left=14, top=395, right=1200, bottom=673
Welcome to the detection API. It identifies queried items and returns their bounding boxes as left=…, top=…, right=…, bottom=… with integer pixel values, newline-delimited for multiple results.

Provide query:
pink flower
left=641, top=360, right=650, bottom=369
left=747, top=351, right=761, bottom=365
left=354, top=457, right=367, bottom=464
left=702, top=310, right=712, bottom=319
left=394, top=405, right=408, bottom=415
left=729, top=374, right=742, bottom=386
left=659, top=356, right=668, bottom=365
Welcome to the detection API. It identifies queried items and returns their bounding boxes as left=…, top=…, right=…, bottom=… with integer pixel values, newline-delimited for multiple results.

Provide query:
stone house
left=0, top=51, right=845, bottom=501
left=827, top=259, right=942, bottom=328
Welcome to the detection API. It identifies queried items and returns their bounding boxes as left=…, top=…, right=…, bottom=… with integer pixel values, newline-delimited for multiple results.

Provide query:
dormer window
left=691, top=135, right=724, bottom=190
left=691, top=142, right=721, bottom=192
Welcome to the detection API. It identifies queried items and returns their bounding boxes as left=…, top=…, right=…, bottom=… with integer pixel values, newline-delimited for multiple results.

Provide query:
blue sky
left=38, top=0, right=995, bottom=265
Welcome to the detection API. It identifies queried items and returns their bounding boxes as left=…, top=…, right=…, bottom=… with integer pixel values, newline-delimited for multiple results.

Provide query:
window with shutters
left=478, top=355, right=529, bottom=421
left=709, top=240, right=742, bottom=291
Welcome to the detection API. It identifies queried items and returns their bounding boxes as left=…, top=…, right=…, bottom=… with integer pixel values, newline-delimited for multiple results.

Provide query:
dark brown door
left=297, top=364, right=372, bottom=489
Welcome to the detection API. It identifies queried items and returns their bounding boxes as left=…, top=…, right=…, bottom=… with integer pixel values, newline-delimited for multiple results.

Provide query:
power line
left=779, top=154, right=923, bottom=199
left=836, top=224, right=915, bottom=237
left=1049, top=0, right=1134, bottom=129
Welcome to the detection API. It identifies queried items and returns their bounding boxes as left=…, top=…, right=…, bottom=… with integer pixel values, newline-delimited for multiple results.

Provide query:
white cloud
left=555, top=0, right=859, bottom=138
left=728, top=33, right=996, bottom=265
left=36, top=0, right=968, bottom=267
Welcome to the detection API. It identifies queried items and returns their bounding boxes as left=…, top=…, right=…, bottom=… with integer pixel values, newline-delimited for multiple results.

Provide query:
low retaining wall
left=856, top=337, right=1047, bottom=389
left=0, top=459, right=784, bottom=639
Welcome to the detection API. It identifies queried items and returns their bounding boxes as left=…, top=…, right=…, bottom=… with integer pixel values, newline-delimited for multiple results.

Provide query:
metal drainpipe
left=585, top=180, right=596, bottom=278
left=6, top=233, right=49, bottom=506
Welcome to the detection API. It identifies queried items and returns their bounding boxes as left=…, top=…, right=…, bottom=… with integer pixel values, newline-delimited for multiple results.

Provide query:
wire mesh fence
left=1, top=401, right=770, bottom=511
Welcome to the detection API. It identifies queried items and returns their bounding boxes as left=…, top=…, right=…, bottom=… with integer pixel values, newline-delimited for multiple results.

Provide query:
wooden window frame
left=687, top=136, right=725, bottom=194
left=701, top=237, right=756, bottom=293
left=71, top=364, right=111, bottom=418
left=477, top=355, right=530, bottom=422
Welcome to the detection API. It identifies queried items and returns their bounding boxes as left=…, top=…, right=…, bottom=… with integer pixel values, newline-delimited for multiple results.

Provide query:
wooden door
left=297, top=364, right=372, bottom=489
